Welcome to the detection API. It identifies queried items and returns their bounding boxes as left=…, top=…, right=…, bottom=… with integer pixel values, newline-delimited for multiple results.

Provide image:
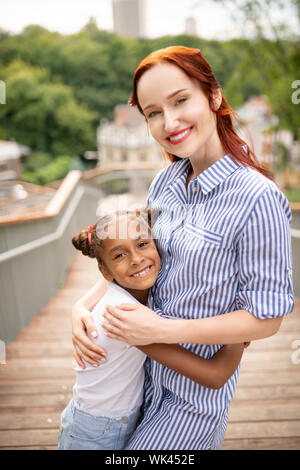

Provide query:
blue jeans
left=58, top=399, right=141, bottom=450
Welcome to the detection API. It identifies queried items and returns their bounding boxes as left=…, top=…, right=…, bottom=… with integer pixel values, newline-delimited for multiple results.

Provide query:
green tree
left=213, top=0, right=300, bottom=137
left=0, top=60, right=96, bottom=154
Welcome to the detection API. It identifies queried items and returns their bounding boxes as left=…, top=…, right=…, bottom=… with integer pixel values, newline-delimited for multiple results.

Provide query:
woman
left=72, top=46, right=294, bottom=450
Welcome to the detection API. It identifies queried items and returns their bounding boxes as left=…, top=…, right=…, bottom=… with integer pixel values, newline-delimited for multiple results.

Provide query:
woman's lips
left=167, top=126, right=193, bottom=145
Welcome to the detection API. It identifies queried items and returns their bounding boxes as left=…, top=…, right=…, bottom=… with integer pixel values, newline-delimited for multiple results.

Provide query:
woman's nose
left=164, top=110, right=179, bottom=134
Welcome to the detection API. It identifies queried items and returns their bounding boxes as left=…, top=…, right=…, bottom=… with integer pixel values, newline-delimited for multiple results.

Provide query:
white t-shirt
left=73, top=282, right=146, bottom=417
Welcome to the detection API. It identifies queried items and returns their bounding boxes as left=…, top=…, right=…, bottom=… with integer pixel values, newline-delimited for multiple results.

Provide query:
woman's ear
left=98, top=263, right=114, bottom=282
left=212, top=88, right=222, bottom=111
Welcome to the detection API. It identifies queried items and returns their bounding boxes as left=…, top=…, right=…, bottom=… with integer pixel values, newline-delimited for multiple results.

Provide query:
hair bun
left=72, top=229, right=96, bottom=258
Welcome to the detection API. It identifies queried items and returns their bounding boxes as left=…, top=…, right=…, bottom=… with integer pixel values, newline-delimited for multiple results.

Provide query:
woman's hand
left=102, top=304, right=164, bottom=345
left=72, top=303, right=107, bottom=368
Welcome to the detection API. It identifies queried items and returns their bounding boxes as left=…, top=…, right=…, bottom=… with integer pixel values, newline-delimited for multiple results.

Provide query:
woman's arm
left=138, top=343, right=246, bottom=389
left=102, top=304, right=283, bottom=345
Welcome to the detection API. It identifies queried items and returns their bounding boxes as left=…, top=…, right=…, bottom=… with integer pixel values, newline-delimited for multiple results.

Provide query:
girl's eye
left=138, top=241, right=148, bottom=248
left=114, top=253, right=125, bottom=260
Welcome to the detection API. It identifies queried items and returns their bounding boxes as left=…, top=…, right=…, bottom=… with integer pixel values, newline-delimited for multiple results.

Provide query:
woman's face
left=137, top=62, right=222, bottom=162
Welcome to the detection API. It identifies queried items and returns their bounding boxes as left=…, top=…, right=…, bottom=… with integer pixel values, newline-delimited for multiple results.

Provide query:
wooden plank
left=16, top=329, right=72, bottom=340
left=0, top=381, right=73, bottom=395
left=225, top=420, right=300, bottom=439
left=0, top=412, right=62, bottom=430
left=241, top=350, right=299, bottom=367
left=233, top=384, right=300, bottom=400
left=0, top=429, right=59, bottom=447
left=0, top=392, right=72, bottom=408
left=222, top=437, right=300, bottom=450
left=228, top=399, right=300, bottom=421
left=5, top=341, right=73, bottom=358
left=237, top=371, right=300, bottom=386
left=0, top=445, right=58, bottom=450
left=249, top=333, right=300, bottom=350
left=0, top=368, right=75, bottom=379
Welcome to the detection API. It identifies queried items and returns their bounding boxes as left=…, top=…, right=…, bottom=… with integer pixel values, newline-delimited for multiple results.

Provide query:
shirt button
left=122, top=417, right=128, bottom=423
left=165, top=264, right=169, bottom=270
left=106, top=425, right=110, bottom=431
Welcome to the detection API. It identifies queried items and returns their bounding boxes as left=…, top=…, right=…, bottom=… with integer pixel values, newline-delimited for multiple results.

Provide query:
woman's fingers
left=73, top=324, right=106, bottom=356
left=82, top=314, right=99, bottom=339
left=73, top=332, right=106, bottom=361
left=74, top=347, right=86, bottom=369
left=116, top=303, right=138, bottom=311
left=102, top=318, right=123, bottom=335
left=104, top=305, right=129, bottom=324
left=74, top=344, right=106, bottom=367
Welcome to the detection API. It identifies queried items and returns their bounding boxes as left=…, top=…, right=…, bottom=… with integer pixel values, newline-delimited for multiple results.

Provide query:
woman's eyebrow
left=143, top=88, right=188, bottom=112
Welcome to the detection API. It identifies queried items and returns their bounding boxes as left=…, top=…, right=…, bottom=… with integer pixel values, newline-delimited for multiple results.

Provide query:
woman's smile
left=167, top=126, right=194, bottom=145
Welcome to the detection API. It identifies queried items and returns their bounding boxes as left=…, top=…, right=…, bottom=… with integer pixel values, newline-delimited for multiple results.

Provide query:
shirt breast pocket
left=184, top=222, right=224, bottom=247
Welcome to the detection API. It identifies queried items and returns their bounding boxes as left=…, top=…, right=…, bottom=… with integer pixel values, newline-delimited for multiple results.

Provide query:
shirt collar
left=168, top=154, right=241, bottom=195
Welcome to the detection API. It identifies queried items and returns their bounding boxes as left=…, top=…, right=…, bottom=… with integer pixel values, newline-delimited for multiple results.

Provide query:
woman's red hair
left=129, top=46, right=271, bottom=179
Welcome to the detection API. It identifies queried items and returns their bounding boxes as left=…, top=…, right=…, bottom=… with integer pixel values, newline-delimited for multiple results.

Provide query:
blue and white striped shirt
left=126, top=154, right=294, bottom=450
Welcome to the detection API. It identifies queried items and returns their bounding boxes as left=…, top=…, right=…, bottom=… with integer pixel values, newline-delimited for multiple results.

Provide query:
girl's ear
left=98, top=263, right=114, bottom=282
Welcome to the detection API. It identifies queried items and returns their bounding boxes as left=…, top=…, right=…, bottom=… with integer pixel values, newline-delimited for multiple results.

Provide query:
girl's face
left=137, top=62, right=223, bottom=163
left=98, top=215, right=160, bottom=294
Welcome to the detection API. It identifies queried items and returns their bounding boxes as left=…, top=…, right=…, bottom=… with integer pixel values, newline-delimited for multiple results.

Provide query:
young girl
left=58, top=209, right=247, bottom=450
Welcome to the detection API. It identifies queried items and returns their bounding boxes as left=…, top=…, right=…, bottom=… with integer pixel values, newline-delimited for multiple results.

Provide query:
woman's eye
left=148, top=110, right=159, bottom=119
left=176, top=97, right=187, bottom=105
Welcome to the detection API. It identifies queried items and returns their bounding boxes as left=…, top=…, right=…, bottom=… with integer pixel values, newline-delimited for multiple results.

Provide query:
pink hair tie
left=87, top=225, right=95, bottom=244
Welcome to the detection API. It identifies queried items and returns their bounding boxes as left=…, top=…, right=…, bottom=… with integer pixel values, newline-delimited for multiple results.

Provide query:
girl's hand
left=102, top=304, right=164, bottom=345
left=72, top=303, right=107, bottom=368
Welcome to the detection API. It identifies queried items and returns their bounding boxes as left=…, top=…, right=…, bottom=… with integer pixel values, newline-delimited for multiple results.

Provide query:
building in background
left=112, top=0, right=147, bottom=38
left=236, top=96, right=299, bottom=171
left=97, top=104, right=161, bottom=167
left=185, top=17, right=197, bottom=36
left=0, top=140, right=30, bottom=181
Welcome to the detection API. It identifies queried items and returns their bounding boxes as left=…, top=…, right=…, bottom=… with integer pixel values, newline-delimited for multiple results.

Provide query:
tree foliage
left=0, top=8, right=298, bottom=178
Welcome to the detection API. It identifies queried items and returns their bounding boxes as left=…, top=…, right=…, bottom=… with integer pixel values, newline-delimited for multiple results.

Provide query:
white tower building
left=112, top=0, right=147, bottom=38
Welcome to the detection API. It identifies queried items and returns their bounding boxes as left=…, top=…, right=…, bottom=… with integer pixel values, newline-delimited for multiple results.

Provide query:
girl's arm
left=72, top=279, right=108, bottom=368
left=138, top=343, right=246, bottom=389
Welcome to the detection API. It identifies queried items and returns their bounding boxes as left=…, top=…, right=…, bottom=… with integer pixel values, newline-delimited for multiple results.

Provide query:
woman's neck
left=188, top=134, right=225, bottom=177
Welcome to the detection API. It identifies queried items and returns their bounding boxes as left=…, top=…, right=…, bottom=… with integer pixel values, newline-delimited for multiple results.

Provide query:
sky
left=0, top=0, right=298, bottom=40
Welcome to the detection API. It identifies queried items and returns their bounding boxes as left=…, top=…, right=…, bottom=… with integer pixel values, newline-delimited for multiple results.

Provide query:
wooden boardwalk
left=0, top=251, right=299, bottom=450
